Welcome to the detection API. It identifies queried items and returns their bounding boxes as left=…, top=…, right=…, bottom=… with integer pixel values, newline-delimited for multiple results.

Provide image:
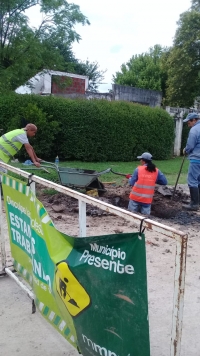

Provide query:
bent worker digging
left=0, top=124, right=43, bottom=195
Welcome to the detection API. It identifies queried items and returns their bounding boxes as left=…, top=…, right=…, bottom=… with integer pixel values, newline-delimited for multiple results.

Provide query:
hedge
left=0, top=93, right=174, bottom=161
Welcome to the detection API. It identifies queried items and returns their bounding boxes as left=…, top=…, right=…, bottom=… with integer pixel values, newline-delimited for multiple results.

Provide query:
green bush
left=0, top=93, right=174, bottom=161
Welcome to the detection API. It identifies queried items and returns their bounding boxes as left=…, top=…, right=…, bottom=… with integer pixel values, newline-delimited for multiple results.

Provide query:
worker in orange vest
left=127, top=152, right=167, bottom=215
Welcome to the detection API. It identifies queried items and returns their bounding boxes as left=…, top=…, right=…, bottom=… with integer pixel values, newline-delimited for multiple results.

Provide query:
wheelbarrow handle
left=22, top=167, right=50, bottom=173
left=40, top=161, right=59, bottom=171
left=22, top=161, right=58, bottom=174
left=40, top=160, right=57, bottom=166
left=96, top=168, right=111, bottom=176
left=40, top=164, right=57, bottom=170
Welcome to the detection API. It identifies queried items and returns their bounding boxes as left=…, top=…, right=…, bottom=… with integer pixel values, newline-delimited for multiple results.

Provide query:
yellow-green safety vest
left=0, top=129, right=26, bottom=163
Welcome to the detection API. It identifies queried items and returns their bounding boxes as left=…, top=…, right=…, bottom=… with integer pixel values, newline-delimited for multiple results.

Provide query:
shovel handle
left=110, top=169, right=127, bottom=177
left=172, top=155, right=186, bottom=199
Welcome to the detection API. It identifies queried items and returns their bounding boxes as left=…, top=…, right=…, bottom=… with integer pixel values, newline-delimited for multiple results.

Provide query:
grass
left=9, top=156, right=189, bottom=186
left=42, top=188, right=58, bottom=195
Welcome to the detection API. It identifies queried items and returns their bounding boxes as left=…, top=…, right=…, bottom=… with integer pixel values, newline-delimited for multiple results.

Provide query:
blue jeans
left=128, top=199, right=151, bottom=215
left=188, top=162, right=200, bottom=188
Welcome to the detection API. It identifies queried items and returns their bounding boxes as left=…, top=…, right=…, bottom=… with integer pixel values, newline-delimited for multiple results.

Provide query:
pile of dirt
left=38, top=181, right=192, bottom=221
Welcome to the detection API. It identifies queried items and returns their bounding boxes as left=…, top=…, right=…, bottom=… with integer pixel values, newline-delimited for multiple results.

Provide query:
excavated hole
left=38, top=183, right=194, bottom=222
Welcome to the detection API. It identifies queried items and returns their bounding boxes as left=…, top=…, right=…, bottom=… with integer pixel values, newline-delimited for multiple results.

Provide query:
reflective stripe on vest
left=131, top=191, right=154, bottom=199
left=0, top=129, right=25, bottom=163
left=134, top=183, right=155, bottom=189
left=129, top=166, right=158, bottom=204
left=2, top=134, right=19, bottom=153
left=0, top=144, right=13, bottom=158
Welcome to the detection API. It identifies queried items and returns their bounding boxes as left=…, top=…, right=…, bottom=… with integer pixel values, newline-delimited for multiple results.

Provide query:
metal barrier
left=0, top=188, right=6, bottom=272
left=0, top=162, right=188, bottom=356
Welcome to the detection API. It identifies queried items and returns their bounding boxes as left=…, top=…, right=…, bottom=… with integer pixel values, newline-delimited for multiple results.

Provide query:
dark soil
left=37, top=181, right=200, bottom=226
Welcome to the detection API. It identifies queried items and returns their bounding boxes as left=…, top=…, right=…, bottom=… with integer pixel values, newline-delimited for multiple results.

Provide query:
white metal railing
left=0, top=183, right=6, bottom=271
left=0, top=162, right=188, bottom=356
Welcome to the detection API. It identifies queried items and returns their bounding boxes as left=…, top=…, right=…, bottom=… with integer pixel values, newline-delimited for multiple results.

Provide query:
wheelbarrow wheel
left=86, top=179, right=106, bottom=197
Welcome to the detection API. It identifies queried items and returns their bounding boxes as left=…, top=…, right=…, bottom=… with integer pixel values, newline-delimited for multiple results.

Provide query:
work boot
left=182, top=187, right=199, bottom=211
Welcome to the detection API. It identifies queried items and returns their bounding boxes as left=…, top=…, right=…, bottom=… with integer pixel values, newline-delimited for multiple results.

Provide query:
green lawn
left=10, top=156, right=189, bottom=186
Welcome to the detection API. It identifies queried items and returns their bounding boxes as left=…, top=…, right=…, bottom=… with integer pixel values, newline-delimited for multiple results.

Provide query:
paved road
left=0, top=276, right=78, bottom=356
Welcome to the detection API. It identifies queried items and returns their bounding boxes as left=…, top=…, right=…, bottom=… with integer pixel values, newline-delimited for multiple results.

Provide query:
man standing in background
left=182, top=113, right=200, bottom=211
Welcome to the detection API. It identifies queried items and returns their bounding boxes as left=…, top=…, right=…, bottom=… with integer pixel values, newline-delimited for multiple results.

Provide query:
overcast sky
left=27, top=0, right=192, bottom=92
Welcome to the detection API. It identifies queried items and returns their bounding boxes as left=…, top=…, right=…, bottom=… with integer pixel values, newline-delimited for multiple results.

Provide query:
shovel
left=110, top=169, right=127, bottom=177
left=172, top=155, right=186, bottom=200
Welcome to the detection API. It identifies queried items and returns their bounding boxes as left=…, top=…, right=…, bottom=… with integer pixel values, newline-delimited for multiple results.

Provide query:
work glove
left=125, top=174, right=132, bottom=179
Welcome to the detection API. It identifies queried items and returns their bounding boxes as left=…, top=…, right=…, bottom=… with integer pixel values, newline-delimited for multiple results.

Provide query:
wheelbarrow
left=23, top=161, right=111, bottom=196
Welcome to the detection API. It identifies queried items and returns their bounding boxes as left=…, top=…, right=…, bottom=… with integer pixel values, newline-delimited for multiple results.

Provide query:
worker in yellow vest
left=0, top=123, right=42, bottom=177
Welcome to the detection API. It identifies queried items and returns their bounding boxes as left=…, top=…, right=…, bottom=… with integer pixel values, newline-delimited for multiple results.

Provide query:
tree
left=165, top=10, right=200, bottom=107
left=52, top=39, right=106, bottom=91
left=113, top=45, right=168, bottom=96
left=191, top=0, right=200, bottom=10
left=72, top=60, right=106, bottom=92
left=0, top=0, right=90, bottom=91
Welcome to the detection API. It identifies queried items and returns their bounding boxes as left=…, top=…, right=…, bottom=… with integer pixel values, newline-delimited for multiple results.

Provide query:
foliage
left=0, top=96, right=59, bottom=159
left=113, top=45, right=168, bottom=97
left=74, top=60, right=106, bottom=92
left=191, top=0, right=200, bottom=10
left=0, top=93, right=174, bottom=161
left=55, top=42, right=106, bottom=91
left=165, top=10, right=200, bottom=107
left=0, top=0, right=90, bottom=91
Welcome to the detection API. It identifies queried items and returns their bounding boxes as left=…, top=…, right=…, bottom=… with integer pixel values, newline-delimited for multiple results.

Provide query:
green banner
left=2, top=174, right=150, bottom=356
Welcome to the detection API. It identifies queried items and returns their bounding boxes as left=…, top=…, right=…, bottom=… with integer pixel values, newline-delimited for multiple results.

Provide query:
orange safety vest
left=129, top=165, right=158, bottom=204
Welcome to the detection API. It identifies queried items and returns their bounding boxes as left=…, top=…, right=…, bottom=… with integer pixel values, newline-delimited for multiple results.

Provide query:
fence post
left=165, top=107, right=185, bottom=157
left=170, top=236, right=187, bottom=356
left=30, top=181, right=36, bottom=195
left=174, top=114, right=183, bottom=156
left=0, top=194, right=6, bottom=271
left=79, top=200, right=86, bottom=237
